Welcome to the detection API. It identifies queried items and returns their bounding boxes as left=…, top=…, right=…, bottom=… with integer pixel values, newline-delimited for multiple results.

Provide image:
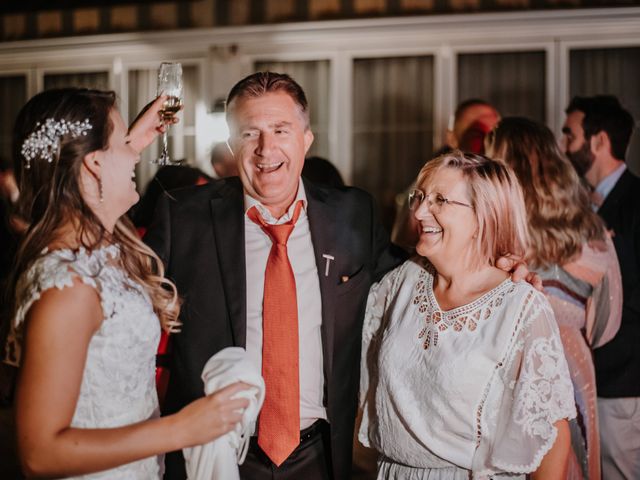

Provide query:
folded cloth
left=183, top=347, right=265, bottom=480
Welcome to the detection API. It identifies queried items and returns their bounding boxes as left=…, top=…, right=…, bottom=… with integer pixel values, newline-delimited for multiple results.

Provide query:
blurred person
left=302, top=155, right=345, bottom=188
left=3, top=88, right=250, bottom=479
left=487, top=116, right=623, bottom=480
left=360, top=151, right=574, bottom=480
left=131, top=164, right=211, bottom=236
left=445, top=98, right=501, bottom=155
left=391, top=99, right=500, bottom=252
left=210, top=141, right=238, bottom=178
left=562, top=95, right=640, bottom=480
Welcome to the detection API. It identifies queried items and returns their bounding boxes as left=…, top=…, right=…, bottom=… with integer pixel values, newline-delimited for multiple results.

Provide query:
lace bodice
left=359, top=258, right=576, bottom=480
left=6, top=245, right=163, bottom=479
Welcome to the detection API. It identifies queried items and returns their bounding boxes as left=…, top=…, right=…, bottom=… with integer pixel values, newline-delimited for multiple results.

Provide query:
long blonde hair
left=486, top=116, right=605, bottom=269
left=9, top=88, right=179, bottom=331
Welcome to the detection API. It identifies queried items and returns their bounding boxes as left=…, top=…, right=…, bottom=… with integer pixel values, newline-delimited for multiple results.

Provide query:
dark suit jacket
left=594, top=169, right=640, bottom=397
left=145, top=176, right=403, bottom=479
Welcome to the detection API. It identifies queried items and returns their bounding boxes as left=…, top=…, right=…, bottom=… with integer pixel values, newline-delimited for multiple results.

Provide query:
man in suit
left=145, top=72, right=403, bottom=479
left=562, top=95, right=640, bottom=480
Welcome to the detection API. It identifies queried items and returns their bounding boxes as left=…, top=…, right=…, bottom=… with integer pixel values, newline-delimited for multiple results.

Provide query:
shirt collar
left=595, top=163, right=626, bottom=203
left=243, top=177, right=308, bottom=224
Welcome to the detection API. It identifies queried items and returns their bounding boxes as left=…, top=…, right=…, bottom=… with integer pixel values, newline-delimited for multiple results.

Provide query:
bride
left=360, top=151, right=575, bottom=479
left=5, top=88, right=249, bottom=478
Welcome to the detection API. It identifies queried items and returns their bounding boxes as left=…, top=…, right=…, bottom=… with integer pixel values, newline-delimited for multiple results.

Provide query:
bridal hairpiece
left=21, top=118, right=93, bottom=169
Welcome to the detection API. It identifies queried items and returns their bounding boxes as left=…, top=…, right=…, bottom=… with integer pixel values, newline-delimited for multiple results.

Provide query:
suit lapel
left=210, top=178, right=247, bottom=347
left=304, top=179, right=338, bottom=384
left=598, top=169, right=630, bottom=223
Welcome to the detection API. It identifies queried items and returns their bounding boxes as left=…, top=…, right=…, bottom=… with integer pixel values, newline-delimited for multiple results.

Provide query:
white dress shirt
left=244, top=179, right=327, bottom=430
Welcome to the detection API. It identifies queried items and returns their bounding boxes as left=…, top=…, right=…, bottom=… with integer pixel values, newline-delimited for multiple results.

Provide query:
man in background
left=563, top=95, right=640, bottom=480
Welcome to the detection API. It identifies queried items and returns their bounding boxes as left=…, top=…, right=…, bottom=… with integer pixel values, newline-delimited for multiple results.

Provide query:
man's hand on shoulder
left=496, top=255, right=542, bottom=291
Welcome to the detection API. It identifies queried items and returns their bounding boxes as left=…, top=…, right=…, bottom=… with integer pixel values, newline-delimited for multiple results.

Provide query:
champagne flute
left=155, top=62, right=183, bottom=165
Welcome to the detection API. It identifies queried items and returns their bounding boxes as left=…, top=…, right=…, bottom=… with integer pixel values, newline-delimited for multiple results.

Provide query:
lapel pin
left=322, top=254, right=335, bottom=277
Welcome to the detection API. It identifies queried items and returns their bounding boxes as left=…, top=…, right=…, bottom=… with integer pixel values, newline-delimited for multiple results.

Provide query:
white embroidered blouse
left=6, top=245, right=163, bottom=479
left=359, top=258, right=576, bottom=480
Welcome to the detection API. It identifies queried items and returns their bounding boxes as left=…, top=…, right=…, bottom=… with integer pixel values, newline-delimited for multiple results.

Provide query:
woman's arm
left=16, top=279, right=248, bottom=478
left=530, top=419, right=571, bottom=480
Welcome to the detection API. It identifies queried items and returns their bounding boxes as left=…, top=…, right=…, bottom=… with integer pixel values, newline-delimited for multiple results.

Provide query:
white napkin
left=183, top=347, right=265, bottom=480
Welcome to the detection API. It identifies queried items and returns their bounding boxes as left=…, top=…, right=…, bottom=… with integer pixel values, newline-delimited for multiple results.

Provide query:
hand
left=496, top=255, right=542, bottom=291
left=174, top=382, right=252, bottom=449
left=127, top=95, right=180, bottom=154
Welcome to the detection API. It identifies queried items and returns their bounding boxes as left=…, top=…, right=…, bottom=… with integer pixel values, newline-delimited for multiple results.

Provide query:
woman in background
left=5, top=88, right=249, bottom=478
left=486, top=117, right=622, bottom=480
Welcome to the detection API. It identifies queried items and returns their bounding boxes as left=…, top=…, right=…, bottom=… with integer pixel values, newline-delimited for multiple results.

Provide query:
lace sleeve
left=587, top=235, right=622, bottom=348
left=4, top=249, right=105, bottom=367
left=358, top=262, right=404, bottom=447
left=473, top=289, right=576, bottom=477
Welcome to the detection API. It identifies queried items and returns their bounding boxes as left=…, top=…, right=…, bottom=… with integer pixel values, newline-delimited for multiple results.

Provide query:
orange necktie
left=247, top=202, right=302, bottom=466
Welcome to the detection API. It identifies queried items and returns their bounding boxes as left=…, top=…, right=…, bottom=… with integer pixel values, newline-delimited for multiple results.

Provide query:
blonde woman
left=5, top=88, right=249, bottom=478
left=359, top=151, right=575, bottom=479
left=486, top=117, right=622, bottom=480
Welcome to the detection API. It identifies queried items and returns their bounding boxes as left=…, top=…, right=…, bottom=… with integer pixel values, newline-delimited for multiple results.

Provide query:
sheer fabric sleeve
left=358, top=263, right=403, bottom=447
left=473, top=289, right=576, bottom=477
left=585, top=235, right=622, bottom=348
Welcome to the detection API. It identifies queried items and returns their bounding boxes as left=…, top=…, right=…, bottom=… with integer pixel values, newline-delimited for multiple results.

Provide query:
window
left=43, top=71, right=109, bottom=90
left=0, top=75, right=27, bottom=164
left=458, top=51, right=546, bottom=122
left=352, top=55, right=435, bottom=228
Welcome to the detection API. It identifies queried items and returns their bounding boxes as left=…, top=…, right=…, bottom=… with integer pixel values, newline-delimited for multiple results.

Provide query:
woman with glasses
left=486, top=117, right=622, bottom=480
left=359, top=151, right=575, bottom=479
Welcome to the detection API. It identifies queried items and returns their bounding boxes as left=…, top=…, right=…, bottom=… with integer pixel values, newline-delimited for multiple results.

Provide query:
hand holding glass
left=155, top=62, right=183, bottom=165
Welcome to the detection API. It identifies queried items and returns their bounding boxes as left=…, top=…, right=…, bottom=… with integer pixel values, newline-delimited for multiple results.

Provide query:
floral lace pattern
left=6, top=245, right=163, bottom=479
left=359, top=259, right=576, bottom=479
left=414, top=264, right=515, bottom=349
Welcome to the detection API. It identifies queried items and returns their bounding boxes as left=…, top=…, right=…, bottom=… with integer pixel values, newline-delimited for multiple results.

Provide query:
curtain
left=0, top=75, right=27, bottom=166
left=128, top=65, right=198, bottom=190
left=352, top=55, right=435, bottom=230
left=570, top=47, right=640, bottom=175
left=254, top=60, right=331, bottom=160
left=457, top=51, right=546, bottom=122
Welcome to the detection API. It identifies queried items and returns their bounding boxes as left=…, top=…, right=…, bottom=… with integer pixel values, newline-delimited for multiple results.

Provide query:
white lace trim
left=414, top=263, right=515, bottom=349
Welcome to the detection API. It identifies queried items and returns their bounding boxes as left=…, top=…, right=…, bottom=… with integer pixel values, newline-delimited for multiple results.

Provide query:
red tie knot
left=247, top=201, right=303, bottom=246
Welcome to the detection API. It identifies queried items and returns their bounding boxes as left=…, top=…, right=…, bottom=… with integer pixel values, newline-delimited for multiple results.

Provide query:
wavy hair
left=486, top=116, right=605, bottom=268
left=417, top=150, right=529, bottom=268
left=9, top=88, right=179, bottom=332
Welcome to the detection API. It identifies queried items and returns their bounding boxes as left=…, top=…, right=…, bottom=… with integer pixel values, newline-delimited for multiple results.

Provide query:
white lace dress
left=359, top=258, right=576, bottom=480
left=6, top=245, right=163, bottom=479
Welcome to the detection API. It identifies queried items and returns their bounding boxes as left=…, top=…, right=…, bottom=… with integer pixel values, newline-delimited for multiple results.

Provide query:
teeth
left=257, top=162, right=283, bottom=170
left=422, top=227, right=442, bottom=234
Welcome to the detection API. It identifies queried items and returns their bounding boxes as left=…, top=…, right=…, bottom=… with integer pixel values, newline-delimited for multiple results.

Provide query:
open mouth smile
left=257, top=161, right=284, bottom=173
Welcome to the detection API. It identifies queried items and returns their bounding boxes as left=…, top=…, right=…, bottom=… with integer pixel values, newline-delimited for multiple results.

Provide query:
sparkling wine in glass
left=155, top=62, right=183, bottom=165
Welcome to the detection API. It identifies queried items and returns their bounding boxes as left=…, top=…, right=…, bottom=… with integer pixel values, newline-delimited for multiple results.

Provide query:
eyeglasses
left=408, top=189, right=473, bottom=213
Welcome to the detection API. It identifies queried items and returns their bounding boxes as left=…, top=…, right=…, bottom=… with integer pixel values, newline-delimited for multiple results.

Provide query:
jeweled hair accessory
left=21, top=118, right=93, bottom=169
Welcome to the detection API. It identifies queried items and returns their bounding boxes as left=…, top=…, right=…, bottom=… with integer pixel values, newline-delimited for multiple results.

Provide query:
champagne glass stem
left=159, top=126, right=170, bottom=165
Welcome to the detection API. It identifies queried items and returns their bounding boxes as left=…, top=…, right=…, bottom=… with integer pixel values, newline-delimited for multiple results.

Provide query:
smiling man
left=145, top=72, right=403, bottom=480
